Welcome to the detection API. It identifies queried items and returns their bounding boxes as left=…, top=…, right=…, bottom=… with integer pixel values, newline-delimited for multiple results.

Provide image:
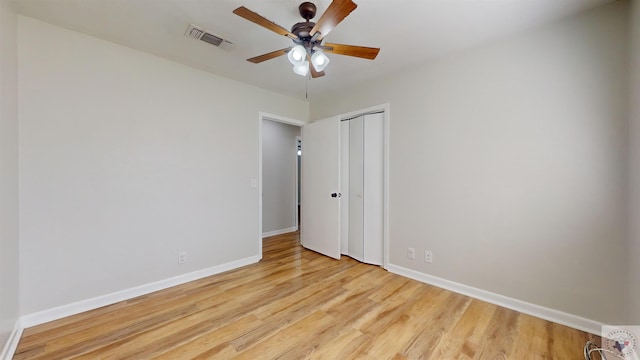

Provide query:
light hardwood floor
left=14, top=231, right=598, bottom=359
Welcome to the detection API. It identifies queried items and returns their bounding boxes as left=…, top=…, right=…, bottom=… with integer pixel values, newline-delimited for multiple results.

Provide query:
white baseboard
left=262, top=226, right=297, bottom=238
left=1, top=321, right=23, bottom=360
left=386, top=264, right=604, bottom=335
left=19, top=255, right=261, bottom=329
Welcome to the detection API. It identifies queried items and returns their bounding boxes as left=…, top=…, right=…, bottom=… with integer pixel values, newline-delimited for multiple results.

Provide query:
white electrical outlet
left=178, top=251, right=187, bottom=264
left=424, top=250, right=433, bottom=263
left=407, top=247, right=416, bottom=260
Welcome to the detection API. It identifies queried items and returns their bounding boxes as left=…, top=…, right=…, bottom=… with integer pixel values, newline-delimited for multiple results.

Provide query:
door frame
left=295, top=135, right=302, bottom=231
left=258, top=112, right=306, bottom=257
left=337, top=103, right=391, bottom=269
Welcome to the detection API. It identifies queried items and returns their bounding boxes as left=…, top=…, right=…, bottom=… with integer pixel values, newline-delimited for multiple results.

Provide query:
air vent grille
left=185, top=24, right=233, bottom=49
left=201, top=32, right=223, bottom=47
left=187, top=26, right=205, bottom=40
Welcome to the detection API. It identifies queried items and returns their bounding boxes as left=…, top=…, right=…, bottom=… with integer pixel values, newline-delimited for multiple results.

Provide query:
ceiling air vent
left=185, top=24, right=233, bottom=49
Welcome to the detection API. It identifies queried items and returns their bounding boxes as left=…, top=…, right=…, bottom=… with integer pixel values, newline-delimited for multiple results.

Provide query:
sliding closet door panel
left=340, top=120, right=350, bottom=255
left=363, top=113, right=384, bottom=265
left=348, top=116, right=364, bottom=262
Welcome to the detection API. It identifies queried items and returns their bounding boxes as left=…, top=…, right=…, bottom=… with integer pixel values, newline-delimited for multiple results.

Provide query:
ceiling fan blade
left=307, top=53, right=325, bottom=78
left=233, top=6, right=298, bottom=39
left=310, top=0, right=357, bottom=41
left=247, top=48, right=291, bottom=64
left=323, top=43, right=380, bottom=60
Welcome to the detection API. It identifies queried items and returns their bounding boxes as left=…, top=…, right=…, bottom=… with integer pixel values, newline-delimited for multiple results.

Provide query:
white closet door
left=348, top=116, right=364, bottom=262
left=363, top=113, right=384, bottom=265
left=340, top=120, right=350, bottom=255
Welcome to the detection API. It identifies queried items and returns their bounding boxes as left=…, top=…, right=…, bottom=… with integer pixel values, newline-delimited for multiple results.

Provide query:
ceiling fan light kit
left=233, top=0, right=380, bottom=79
left=293, top=61, right=310, bottom=76
left=287, top=45, right=307, bottom=66
left=310, top=50, right=330, bottom=72
left=287, top=46, right=329, bottom=76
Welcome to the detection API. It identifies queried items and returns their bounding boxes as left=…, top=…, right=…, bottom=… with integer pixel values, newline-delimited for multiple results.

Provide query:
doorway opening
left=258, top=113, right=305, bottom=257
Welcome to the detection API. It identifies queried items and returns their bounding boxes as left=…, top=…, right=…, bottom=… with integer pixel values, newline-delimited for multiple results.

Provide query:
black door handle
left=331, top=193, right=342, bottom=198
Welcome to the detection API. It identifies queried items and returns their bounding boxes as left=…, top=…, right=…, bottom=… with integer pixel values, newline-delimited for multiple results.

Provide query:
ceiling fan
left=233, top=0, right=380, bottom=78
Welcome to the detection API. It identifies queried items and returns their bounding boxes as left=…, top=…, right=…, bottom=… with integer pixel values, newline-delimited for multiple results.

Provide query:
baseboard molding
left=386, top=264, right=604, bottom=335
left=20, top=255, right=261, bottom=329
left=262, top=226, right=297, bottom=238
left=1, top=321, right=23, bottom=360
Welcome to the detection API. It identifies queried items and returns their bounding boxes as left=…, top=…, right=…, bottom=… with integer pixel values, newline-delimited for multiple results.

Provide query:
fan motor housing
left=291, top=21, right=315, bottom=39
left=298, top=2, right=317, bottom=20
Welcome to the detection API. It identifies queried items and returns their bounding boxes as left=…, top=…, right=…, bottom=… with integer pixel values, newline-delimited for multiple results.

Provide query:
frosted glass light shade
left=293, top=61, right=309, bottom=76
left=310, top=51, right=330, bottom=71
left=287, top=45, right=306, bottom=66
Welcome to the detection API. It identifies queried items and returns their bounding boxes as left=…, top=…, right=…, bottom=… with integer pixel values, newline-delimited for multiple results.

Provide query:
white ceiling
left=14, top=0, right=613, bottom=100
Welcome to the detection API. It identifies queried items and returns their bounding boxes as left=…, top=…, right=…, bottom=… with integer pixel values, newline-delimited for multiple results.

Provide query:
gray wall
left=311, top=2, right=629, bottom=324
left=262, top=119, right=300, bottom=235
left=0, top=0, right=20, bottom=349
left=18, top=16, right=309, bottom=314
left=630, top=0, right=640, bottom=324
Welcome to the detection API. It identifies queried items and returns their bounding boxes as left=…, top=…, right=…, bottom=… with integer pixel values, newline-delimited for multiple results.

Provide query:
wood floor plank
left=475, top=307, right=520, bottom=359
left=228, top=286, right=346, bottom=352
left=401, top=290, right=472, bottom=359
left=508, top=314, right=552, bottom=359
left=232, top=310, right=337, bottom=360
left=306, top=328, right=371, bottom=360
left=153, top=315, right=262, bottom=360
left=428, top=299, right=498, bottom=359
left=13, top=231, right=597, bottom=359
